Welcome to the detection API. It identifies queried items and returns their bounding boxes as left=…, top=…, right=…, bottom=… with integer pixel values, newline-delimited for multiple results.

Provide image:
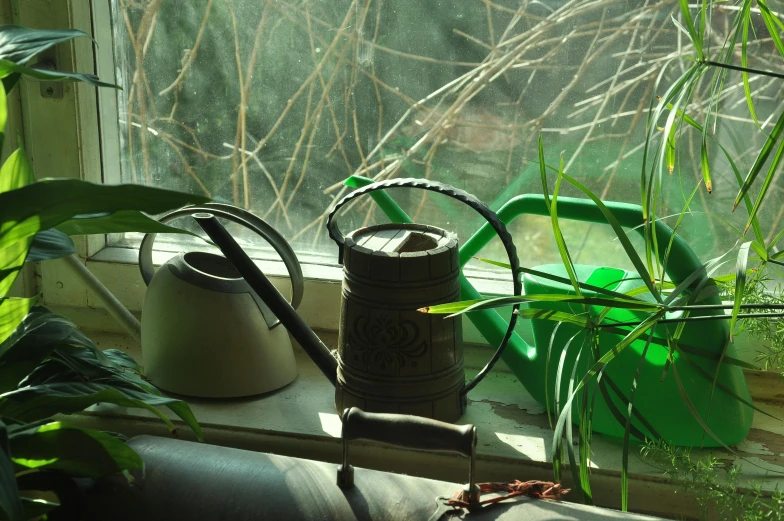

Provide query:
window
left=103, top=0, right=784, bottom=278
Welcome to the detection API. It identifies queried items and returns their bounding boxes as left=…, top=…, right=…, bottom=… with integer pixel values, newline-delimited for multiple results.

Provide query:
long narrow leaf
left=745, top=134, right=784, bottom=233
left=622, top=331, right=653, bottom=511
left=734, top=109, right=784, bottom=212
left=679, top=0, right=704, bottom=60
left=730, top=242, right=752, bottom=340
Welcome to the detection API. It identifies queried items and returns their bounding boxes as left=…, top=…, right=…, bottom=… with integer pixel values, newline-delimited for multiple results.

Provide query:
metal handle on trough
left=337, top=407, right=479, bottom=505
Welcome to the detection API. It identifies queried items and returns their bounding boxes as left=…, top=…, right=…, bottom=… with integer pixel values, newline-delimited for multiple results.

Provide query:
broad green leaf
left=0, top=81, right=6, bottom=152
left=9, top=421, right=143, bottom=478
left=0, top=179, right=209, bottom=251
left=0, top=382, right=201, bottom=441
left=0, top=60, right=118, bottom=89
left=0, top=308, right=75, bottom=393
left=0, top=421, right=22, bottom=521
left=0, top=238, right=31, bottom=297
left=25, top=229, right=77, bottom=262
left=0, top=26, right=91, bottom=65
left=0, top=148, right=34, bottom=195
left=0, top=297, right=34, bottom=346
left=57, top=209, right=204, bottom=239
left=0, top=146, right=36, bottom=295
left=20, top=497, right=58, bottom=519
left=734, top=108, right=784, bottom=213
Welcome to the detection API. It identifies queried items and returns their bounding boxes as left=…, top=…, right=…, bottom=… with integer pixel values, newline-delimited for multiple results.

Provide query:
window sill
left=62, top=330, right=784, bottom=520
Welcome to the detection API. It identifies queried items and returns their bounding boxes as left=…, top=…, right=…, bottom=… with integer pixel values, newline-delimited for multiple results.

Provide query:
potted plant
left=0, top=26, right=208, bottom=521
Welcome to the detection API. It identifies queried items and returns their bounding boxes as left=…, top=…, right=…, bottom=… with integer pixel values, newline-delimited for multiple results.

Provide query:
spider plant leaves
left=0, top=179, right=210, bottom=250
left=474, top=258, right=645, bottom=302
left=561, top=172, right=661, bottom=302
left=758, top=0, right=784, bottom=59
left=8, top=421, right=143, bottom=478
left=0, top=420, right=22, bottom=521
left=621, top=331, right=653, bottom=512
left=740, top=1, right=759, bottom=127
left=538, top=134, right=551, bottom=213
left=422, top=294, right=658, bottom=316
left=744, top=134, right=784, bottom=234
left=700, top=132, right=712, bottom=194
left=678, top=0, right=704, bottom=60
left=549, top=157, right=581, bottom=296
left=733, top=108, right=784, bottom=220
left=730, top=242, right=752, bottom=341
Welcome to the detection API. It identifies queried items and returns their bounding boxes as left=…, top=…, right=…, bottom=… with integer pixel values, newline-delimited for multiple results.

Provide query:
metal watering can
left=345, top=175, right=753, bottom=448
left=192, top=179, right=523, bottom=423
left=137, top=204, right=303, bottom=398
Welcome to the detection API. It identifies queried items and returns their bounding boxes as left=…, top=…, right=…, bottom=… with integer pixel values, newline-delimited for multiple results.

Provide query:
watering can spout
left=192, top=213, right=339, bottom=386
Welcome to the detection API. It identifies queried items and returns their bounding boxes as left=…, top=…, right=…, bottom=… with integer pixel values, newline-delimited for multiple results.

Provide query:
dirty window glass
left=108, top=1, right=783, bottom=273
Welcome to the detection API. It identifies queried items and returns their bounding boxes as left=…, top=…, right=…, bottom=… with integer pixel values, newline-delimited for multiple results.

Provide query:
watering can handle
left=459, top=194, right=706, bottom=289
left=336, top=407, right=479, bottom=504
left=139, top=203, right=305, bottom=310
left=326, top=178, right=521, bottom=395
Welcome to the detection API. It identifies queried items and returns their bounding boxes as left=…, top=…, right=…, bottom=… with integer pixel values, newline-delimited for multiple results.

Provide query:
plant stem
left=703, top=59, right=784, bottom=81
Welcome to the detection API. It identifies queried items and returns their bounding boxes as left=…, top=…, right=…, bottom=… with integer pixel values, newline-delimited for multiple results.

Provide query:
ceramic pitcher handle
left=325, top=178, right=521, bottom=395
left=337, top=407, right=479, bottom=504
left=139, top=203, right=305, bottom=310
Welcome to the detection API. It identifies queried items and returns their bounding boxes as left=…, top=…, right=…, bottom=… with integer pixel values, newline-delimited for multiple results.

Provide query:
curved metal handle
left=139, top=203, right=304, bottom=310
left=337, top=407, right=479, bottom=504
left=326, top=178, right=521, bottom=395
left=460, top=194, right=708, bottom=293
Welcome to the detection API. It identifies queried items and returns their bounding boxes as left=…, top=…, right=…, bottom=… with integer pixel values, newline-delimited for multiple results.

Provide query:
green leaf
left=0, top=148, right=34, bottom=195
left=740, top=2, right=759, bottom=126
left=515, top=307, right=594, bottom=328
left=0, top=60, right=117, bottom=89
left=758, top=0, right=784, bottom=58
left=25, top=229, right=77, bottom=262
left=0, top=421, right=23, bottom=521
left=423, top=294, right=658, bottom=316
left=9, top=421, right=143, bottom=478
left=56, top=210, right=204, bottom=239
left=744, top=134, right=784, bottom=234
left=622, top=331, right=653, bottom=511
left=734, top=108, right=784, bottom=214
left=700, top=131, right=711, bottom=194
left=0, top=382, right=201, bottom=441
left=0, top=26, right=91, bottom=65
left=551, top=156, right=582, bottom=296
left=730, top=242, right=752, bottom=341
left=679, top=0, right=704, bottom=60
left=0, top=81, right=6, bottom=152
left=0, top=297, right=34, bottom=346
left=0, top=146, right=36, bottom=296
left=20, top=497, right=58, bottom=519
left=0, top=179, right=209, bottom=252
left=538, top=134, right=551, bottom=213
left=561, top=172, right=662, bottom=302
left=0, top=308, right=75, bottom=393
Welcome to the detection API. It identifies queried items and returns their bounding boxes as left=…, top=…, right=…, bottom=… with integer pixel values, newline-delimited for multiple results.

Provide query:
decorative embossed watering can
left=344, top=175, right=754, bottom=448
left=193, top=179, right=522, bottom=422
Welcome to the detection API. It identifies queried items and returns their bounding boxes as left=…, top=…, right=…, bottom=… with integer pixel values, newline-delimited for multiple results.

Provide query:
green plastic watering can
left=345, top=175, right=753, bottom=447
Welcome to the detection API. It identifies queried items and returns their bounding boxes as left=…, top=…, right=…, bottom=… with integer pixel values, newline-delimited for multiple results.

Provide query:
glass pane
left=109, top=1, right=784, bottom=274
